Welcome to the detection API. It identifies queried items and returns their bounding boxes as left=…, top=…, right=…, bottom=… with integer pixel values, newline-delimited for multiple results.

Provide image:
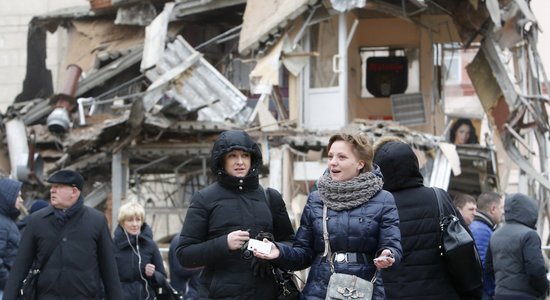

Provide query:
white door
left=302, top=15, right=345, bottom=131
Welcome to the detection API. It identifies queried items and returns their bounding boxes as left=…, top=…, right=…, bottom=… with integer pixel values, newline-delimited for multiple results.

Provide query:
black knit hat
left=47, top=170, right=84, bottom=191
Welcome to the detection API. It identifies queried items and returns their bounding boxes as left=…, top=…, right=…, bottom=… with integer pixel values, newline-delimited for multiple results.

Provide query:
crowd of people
left=0, top=129, right=548, bottom=300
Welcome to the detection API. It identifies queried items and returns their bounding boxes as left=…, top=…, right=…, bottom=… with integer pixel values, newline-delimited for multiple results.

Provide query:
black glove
left=251, top=231, right=275, bottom=278
left=255, top=231, right=274, bottom=242
left=251, top=256, right=272, bottom=278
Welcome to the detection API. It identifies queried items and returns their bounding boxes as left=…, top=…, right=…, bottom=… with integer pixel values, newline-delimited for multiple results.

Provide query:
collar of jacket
left=217, top=169, right=259, bottom=192
left=474, top=210, right=496, bottom=230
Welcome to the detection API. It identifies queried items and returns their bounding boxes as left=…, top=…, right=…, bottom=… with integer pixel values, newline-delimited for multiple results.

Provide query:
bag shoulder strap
left=432, top=187, right=445, bottom=219
left=36, top=207, right=86, bottom=270
left=261, top=186, right=284, bottom=244
left=322, top=204, right=376, bottom=282
left=433, top=187, right=461, bottom=219
left=322, top=204, right=335, bottom=272
left=262, top=186, right=272, bottom=211
left=261, top=186, right=276, bottom=227
left=322, top=205, right=330, bottom=256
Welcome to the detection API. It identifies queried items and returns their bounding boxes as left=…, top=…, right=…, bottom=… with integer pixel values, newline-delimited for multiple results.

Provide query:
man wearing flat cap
left=4, top=170, right=122, bottom=299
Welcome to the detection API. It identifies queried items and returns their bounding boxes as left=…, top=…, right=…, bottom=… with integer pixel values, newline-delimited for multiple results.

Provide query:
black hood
left=210, top=130, right=262, bottom=192
left=0, top=179, right=22, bottom=220
left=504, top=193, right=538, bottom=228
left=373, top=141, right=424, bottom=191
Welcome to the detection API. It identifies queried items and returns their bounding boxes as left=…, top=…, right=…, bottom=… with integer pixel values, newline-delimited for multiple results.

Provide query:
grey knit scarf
left=317, top=171, right=384, bottom=211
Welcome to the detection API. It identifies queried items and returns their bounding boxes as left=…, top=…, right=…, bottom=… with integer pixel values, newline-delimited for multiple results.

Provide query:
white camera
left=247, top=238, right=272, bottom=255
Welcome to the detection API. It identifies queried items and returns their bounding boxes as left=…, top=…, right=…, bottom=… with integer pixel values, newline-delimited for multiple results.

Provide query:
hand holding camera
left=227, top=230, right=250, bottom=251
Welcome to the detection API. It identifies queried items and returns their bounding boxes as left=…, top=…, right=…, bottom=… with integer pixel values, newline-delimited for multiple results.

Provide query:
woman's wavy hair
left=449, top=118, right=479, bottom=144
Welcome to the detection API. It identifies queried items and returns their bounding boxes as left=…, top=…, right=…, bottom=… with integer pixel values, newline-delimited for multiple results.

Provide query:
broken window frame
left=308, top=17, right=339, bottom=88
left=442, top=43, right=462, bottom=85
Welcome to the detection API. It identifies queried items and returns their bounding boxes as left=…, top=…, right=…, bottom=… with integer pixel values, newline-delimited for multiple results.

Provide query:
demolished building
left=0, top=0, right=548, bottom=244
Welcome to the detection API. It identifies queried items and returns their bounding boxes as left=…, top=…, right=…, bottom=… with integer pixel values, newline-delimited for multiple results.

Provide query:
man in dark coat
left=4, top=170, right=122, bottom=300
left=0, top=178, right=23, bottom=297
left=486, top=193, right=549, bottom=300
left=176, top=130, right=295, bottom=299
left=373, top=138, right=482, bottom=300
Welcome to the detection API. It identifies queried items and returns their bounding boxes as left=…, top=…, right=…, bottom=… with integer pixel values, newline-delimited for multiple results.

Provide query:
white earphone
left=123, top=229, right=153, bottom=300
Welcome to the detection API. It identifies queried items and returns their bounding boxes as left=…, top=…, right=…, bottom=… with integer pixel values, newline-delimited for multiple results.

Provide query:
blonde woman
left=113, top=202, right=166, bottom=300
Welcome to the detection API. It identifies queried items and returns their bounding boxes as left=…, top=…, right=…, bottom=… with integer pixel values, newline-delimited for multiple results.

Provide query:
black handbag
left=262, top=187, right=302, bottom=300
left=18, top=269, right=39, bottom=300
left=154, top=282, right=183, bottom=300
left=272, top=267, right=301, bottom=300
left=433, top=188, right=482, bottom=292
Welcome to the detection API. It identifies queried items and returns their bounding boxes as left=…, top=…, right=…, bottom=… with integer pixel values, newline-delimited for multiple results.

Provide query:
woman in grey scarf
left=255, top=132, right=402, bottom=300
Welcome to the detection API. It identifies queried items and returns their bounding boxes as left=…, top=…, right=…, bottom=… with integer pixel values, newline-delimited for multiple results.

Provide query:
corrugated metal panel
left=391, top=93, right=426, bottom=125
left=144, top=35, right=249, bottom=124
